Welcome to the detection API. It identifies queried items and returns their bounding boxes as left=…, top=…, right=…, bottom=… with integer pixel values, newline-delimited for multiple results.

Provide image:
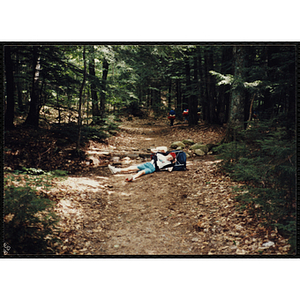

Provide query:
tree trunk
left=176, top=79, right=182, bottom=115
left=262, top=46, right=275, bottom=118
left=89, top=46, right=100, bottom=124
left=99, top=58, right=109, bottom=120
left=203, top=49, right=210, bottom=122
left=15, top=48, right=24, bottom=112
left=4, top=46, right=15, bottom=130
left=24, top=46, right=41, bottom=128
left=218, top=46, right=233, bottom=124
left=188, top=52, right=199, bottom=126
left=57, top=88, right=61, bottom=124
left=77, top=46, right=87, bottom=150
left=185, top=57, right=191, bottom=111
left=206, top=50, right=217, bottom=124
left=168, top=79, right=172, bottom=109
left=226, top=46, right=245, bottom=141
left=198, top=48, right=206, bottom=121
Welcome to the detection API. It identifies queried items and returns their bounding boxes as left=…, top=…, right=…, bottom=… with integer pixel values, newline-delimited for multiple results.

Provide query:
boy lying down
left=108, top=147, right=176, bottom=182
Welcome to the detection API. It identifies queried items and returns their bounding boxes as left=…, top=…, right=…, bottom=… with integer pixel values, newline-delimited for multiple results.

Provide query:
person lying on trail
left=108, top=148, right=176, bottom=182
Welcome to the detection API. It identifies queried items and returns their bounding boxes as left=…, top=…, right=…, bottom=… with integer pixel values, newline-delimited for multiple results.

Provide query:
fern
left=217, top=114, right=296, bottom=252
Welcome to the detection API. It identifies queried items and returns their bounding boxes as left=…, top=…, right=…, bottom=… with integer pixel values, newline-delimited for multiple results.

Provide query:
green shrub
left=4, top=176, right=61, bottom=254
left=51, top=123, right=108, bottom=146
left=216, top=114, right=296, bottom=253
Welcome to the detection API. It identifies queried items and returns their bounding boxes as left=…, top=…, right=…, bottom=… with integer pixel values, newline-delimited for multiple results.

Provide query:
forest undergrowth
left=4, top=116, right=294, bottom=255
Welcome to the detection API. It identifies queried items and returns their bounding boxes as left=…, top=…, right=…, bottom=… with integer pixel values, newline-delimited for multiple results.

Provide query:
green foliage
left=100, top=115, right=121, bottom=134
left=4, top=175, right=61, bottom=254
left=124, top=100, right=145, bottom=117
left=216, top=114, right=296, bottom=252
left=49, top=169, right=68, bottom=177
left=51, top=123, right=108, bottom=145
left=209, top=70, right=262, bottom=92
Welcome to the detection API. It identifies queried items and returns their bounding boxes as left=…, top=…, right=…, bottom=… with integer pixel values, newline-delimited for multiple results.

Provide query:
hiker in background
left=108, top=150, right=176, bottom=182
left=182, top=108, right=189, bottom=121
left=168, top=109, right=176, bottom=126
left=253, top=110, right=258, bottom=119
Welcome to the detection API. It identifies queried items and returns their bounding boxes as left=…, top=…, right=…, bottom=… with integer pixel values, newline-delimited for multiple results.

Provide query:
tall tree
left=220, top=46, right=233, bottom=124
left=185, top=55, right=191, bottom=112
left=226, top=46, right=246, bottom=140
left=24, top=46, right=41, bottom=128
left=99, top=57, right=109, bottom=120
left=4, top=46, right=15, bottom=130
left=188, top=51, right=199, bottom=126
left=77, top=46, right=87, bottom=150
left=88, top=46, right=100, bottom=124
left=176, top=79, right=182, bottom=113
left=15, top=48, right=24, bottom=112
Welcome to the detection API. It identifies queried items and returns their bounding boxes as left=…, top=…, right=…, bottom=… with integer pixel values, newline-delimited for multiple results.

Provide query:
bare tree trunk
left=57, top=89, right=61, bottom=124
left=24, top=46, right=41, bottom=128
left=77, top=46, right=87, bottom=150
left=176, top=79, right=182, bottom=116
left=226, top=46, right=245, bottom=141
left=99, top=58, right=109, bottom=121
left=89, top=46, right=100, bottom=124
left=188, top=52, right=199, bottom=126
left=4, top=46, right=15, bottom=130
left=168, top=79, right=172, bottom=109
left=247, top=93, right=256, bottom=123
left=15, top=49, right=24, bottom=112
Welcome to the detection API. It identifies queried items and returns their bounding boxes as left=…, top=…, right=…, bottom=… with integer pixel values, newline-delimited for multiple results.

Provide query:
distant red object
left=182, top=109, right=189, bottom=116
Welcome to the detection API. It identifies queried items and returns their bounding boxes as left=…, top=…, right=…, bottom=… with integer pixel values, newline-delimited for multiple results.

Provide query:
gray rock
left=189, top=143, right=209, bottom=153
left=182, top=139, right=195, bottom=146
left=194, top=149, right=206, bottom=156
left=171, top=141, right=186, bottom=149
left=176, top=146, right=184, bottom=150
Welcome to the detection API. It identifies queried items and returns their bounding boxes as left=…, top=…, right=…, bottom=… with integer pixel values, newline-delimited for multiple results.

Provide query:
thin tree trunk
left=89, top=46, right=100, bottom=124
left=57, top=89, right=61, bottom=124
left=226, top=46, right=245, bottom=142
left=203, top=48, right=211, bottom=122
left=176, top=79, right=182, bottom=115
left=24, top=46, right=41, bottom=128
left=4, top=46, right=15, bottom=130
left=185, top=57, right=191, bottom=112
left=77, top=46, right=87, bottom=150
left=207, top=51, right=217, bottom=124
left=188, top=52, right=199, bottom=126
left=247, top=93, right=256, bottom=126
left=168, top=79, right=172, bottom=109
left=100, top=58, right=109, bottom=120
left=198, top=48, right=206, bottom=121
left=15, top=49, right=24, bottom=112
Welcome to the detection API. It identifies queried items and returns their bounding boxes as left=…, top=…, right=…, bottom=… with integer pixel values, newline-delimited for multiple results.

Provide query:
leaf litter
left=5, top=117, right=291, bottom=255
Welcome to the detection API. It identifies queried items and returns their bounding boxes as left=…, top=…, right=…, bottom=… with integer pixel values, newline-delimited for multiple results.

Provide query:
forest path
left=55, top=117, right=290, bottom=255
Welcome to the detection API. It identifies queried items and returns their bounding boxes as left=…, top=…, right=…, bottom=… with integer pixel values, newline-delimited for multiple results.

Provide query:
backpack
left=151, top=152, right=173, bottom=172
left=168, top=150, right=187, bottom=171
left=151, top=150, right=187, bottom=172
left=168, top=109, right=176, bottom=119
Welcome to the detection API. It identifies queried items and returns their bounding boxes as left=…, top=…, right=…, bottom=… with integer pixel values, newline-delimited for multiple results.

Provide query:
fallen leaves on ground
left=4, top=116, right=291, bottom=255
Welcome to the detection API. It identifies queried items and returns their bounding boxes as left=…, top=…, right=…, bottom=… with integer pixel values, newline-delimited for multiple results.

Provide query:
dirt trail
left=54, top=118, right=291, bottom=255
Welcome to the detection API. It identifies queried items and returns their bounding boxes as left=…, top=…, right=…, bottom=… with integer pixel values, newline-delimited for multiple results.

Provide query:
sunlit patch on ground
left=55, top=176, right=109, bottom=191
